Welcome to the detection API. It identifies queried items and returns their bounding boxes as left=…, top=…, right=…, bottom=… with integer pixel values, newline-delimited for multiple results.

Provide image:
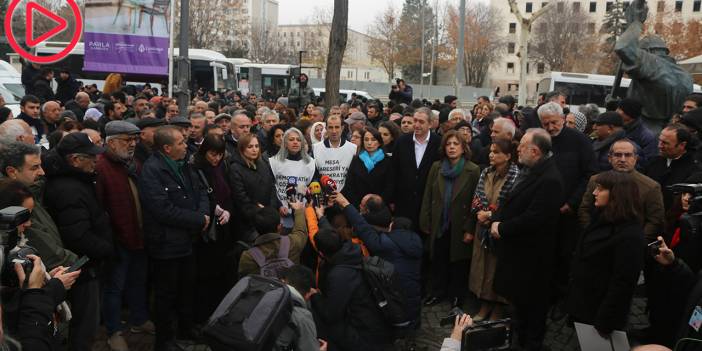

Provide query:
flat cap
left=344, top=111, right=366, bottom=125
left=169, top=116, right=192, bottom=127
left=106, top=121, right=141, bottom=136
left=136, top=117, right=166, bottom=129
left=57, top=132, right=104, bottom=157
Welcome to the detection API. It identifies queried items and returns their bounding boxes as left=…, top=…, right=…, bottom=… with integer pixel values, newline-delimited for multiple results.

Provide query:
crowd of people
left=1, top=66, right=702, bottom=351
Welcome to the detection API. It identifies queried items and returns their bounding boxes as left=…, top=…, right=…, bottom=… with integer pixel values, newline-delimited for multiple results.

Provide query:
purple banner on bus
left=83, top=0, right=170, bottom=75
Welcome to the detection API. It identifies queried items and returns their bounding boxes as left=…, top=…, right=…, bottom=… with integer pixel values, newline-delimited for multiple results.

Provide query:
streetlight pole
left=176, top=0, right=190, bottom=117
left=298, top=50, right=306, bottom=106
left=455, top=0, right=465, bottom=97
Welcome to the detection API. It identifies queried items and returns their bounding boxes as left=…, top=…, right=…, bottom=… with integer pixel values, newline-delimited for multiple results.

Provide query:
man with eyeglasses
left=43, top=132, right=114, bottom=351
left=96, top=121, right=154, bottom=351
left=579, top=138, right=664, bottom=241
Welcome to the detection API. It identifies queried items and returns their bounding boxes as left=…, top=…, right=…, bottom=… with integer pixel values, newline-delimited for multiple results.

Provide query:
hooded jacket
left=43, top=150, right=114, bottom=273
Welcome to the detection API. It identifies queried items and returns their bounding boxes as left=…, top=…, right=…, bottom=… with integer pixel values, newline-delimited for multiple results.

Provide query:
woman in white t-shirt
left=269, top=127, right=317, bottom=228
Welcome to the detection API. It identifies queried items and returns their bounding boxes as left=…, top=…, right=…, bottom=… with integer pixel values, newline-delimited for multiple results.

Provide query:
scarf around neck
left=359, top=150, right=385, bottom=172
left=439, top=157, right=465, bottom=235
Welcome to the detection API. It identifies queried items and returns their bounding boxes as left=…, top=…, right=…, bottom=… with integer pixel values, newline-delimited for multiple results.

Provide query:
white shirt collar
left=413, top=132, right=430, bottom=145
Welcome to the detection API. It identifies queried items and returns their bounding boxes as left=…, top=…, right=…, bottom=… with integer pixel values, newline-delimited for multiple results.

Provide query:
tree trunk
left=324, top=0, right=349, bottom=108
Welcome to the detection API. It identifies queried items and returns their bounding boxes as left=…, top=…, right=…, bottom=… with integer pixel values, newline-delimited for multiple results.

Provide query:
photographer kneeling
left=1, top=179, right=81, bottom=351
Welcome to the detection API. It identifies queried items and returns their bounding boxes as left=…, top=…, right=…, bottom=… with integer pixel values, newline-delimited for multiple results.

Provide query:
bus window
left=555, top=82, right=607, bottom=107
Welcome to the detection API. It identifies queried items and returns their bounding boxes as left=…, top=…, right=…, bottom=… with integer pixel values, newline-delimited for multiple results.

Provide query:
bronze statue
left=614, top=0, right=693, bottom=131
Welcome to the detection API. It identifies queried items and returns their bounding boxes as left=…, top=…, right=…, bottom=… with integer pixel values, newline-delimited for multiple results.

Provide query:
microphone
left=296, top=182, right=308, bottom=203
left=285, top=177, right=297, bottom=204
left=320, top=175, right=337, bottom=195
left=309, top=181, right=322, bottom=207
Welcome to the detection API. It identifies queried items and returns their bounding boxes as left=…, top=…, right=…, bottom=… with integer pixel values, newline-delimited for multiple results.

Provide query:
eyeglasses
left=609, top=152, right=635, bottom=159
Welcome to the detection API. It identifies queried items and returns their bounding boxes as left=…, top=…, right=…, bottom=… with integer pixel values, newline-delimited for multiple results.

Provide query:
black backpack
left=203, top=275, right=293, bottom=351
left=354, top=256, right=411, bottom=328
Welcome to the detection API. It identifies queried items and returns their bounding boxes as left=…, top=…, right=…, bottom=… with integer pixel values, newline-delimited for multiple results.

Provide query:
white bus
left=537, top=71, right=701, bottom=108
left=235, top=63, right=297, bottom=98
left=10, top=42, right=237, bottom=93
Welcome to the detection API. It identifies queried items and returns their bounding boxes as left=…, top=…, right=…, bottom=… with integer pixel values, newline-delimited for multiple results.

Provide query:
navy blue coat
left=624, top=119, right=658, bottom=169
left=343, top=205, right=423, bottom=323
left=138, top=152, right=209, bottom=259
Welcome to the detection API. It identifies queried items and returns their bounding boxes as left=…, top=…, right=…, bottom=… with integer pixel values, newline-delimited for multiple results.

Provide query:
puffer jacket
left=138, top=152, right=209, bottom=259
left=43, top=150, right=114, bottom=274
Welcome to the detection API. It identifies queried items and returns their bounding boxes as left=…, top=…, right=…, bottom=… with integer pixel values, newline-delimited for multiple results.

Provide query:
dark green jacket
left=420, top=160, right=480, bottom=262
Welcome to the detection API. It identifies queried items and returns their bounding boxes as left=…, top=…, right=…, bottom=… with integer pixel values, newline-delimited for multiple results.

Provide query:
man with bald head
left=41, top=101, right=62, bottom=135
left=224, top=112, right=251, bottom=156
left=65, top=91, right=91, bottom=122
left=0, top=119, right=35, bottom=145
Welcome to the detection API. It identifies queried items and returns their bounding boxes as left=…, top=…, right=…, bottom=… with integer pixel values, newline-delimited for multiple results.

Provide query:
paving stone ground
left=91, top=290, right=650, bottom=351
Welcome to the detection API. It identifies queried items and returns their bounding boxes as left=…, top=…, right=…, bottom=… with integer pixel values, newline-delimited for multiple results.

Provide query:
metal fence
left=308, top=78, right=492, bottom=104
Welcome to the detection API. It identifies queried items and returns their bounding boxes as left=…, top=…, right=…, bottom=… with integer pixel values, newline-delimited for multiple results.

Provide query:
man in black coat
left=43, top=132, right=114, bottom=351
left=538, top=102, right=597, bottom=299
left=138, top=125, right=209, bottom=351
left=55, top=69, right=80, bottom=105
left=32, top=68, right=56, bottom=104
left=645, top=123, right=701, bottom=211
left=490, top=128, right=563, bottom=351
left=391, top=107, right=441, bottom=229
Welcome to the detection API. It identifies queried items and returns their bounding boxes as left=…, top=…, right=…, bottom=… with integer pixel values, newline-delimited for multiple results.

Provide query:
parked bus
left=537, top=71, right=701, bottom=108
left=234, top=63, right=298, bottom=98
left=9, top=42, right=237, bottom=93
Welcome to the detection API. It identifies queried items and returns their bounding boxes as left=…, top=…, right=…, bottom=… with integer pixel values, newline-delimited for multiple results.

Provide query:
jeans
left=102, top=245, right=150, bottom=335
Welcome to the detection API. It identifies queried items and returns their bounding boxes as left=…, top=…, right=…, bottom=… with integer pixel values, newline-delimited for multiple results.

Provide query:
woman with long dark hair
left=190, top=134, right=234, bottom=322
left=420, top=130, right=481, bottom=307
left=378, top=121, right=401, bottom=156
left=567, top=171, right=644, bottom=336
left=264, top=124, right=287, bottom=158
left=342, top=127, right=393, bottom=208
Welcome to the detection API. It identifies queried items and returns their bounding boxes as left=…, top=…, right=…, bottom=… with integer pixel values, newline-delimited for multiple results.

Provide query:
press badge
left=689, top=306, right=702, bottom=332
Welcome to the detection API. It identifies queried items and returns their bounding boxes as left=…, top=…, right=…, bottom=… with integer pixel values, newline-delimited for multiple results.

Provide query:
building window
left=509, top=22, right=516, bottom=33
left=606, top=1, right=613, bottom=12
left=526, top=2, right=533, bottom=12
left=657, top=1, right=665, bottom=12
left=695, top=0, right=701, bottom=11
left=675, top=0, right=683, bottom=11
left=526, top=62, right=530, bottom=74
left=508, top=83, right=519, bottom=91
left=507, top=62, right=515, bottom=74
left=573, top=2, right=581, bottom=12
left=537, top=63, right=545, bottom=74
left=587, top=22, right=596, bottom=33
left=283, top=32, right=286, bottom=37
left=589, top=1, right=597, bottom=12
left=364, top=72, right=370, bottom=79
left=296, top=41, right=300, bottom=47
left=347, top=70, right=353, bottom=79
left=508, top=42, right=516, bottom=54
left=557, top=2, right=564, bottom=12
left=542, top=2, right=548, bottom=8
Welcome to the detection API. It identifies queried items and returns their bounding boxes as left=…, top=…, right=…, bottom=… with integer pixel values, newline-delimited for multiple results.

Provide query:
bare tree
left=529, top=1, right=602, bottom=73
left=324, top=0, right=348, bottom=108
left=367, top=5, right=400, bottom=83
left=299, top=6, right=355, bottom=74
left=446, top=3, right=505, bottom=87
left=247, top=23, right=296, bottom=63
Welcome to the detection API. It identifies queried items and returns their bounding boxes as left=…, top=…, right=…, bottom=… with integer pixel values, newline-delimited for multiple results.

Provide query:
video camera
left=440, top=307, right=512, bottom=351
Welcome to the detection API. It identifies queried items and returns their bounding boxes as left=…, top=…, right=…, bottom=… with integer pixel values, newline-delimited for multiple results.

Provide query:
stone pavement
left=92, top=293, right=650, bottom=351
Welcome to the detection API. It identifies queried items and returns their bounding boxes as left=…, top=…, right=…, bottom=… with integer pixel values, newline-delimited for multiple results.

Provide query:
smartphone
left=647, top=240, right=662, bottom=257
left=66, top=256, right=90, bottom=273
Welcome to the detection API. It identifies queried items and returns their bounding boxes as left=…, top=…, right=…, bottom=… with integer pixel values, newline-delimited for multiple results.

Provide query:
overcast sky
left=278, top=0, right=418, bottom=33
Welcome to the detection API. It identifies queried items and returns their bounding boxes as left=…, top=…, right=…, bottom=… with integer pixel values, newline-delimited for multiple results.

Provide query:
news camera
left=1, top=206, right=34, bottom=287
left=670, top=183, right=702, bottom=214
left=440, top=307, right=512, bottom=351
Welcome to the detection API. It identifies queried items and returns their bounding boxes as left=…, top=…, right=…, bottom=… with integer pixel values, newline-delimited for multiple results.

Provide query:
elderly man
left=139, top=126, right=209, bottom=350
left=538, top=101, right=596, bottom=299
left=257, top=110, right=279, bottom=152
left=392, top=107, right=441, bottom=227
left=579, top=138, right=664, bottom=240
left=225, top=112, right=252, bottom=156
left=41, top=101, right=62, bottom=135
left=195, top=100, right=209, bottom=114
left=96, top=121, right=154, bottom=351
left=0, top=119, right=35, bottom=145
left=476, top=117, right=516, bottom=167
left=313, top=115, right=357, bottom=191
left=187, top=113, right=207, bottom=154
left=490, top=128, right=563, bottom=351
left=44, top=133, right=114, bottom=351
